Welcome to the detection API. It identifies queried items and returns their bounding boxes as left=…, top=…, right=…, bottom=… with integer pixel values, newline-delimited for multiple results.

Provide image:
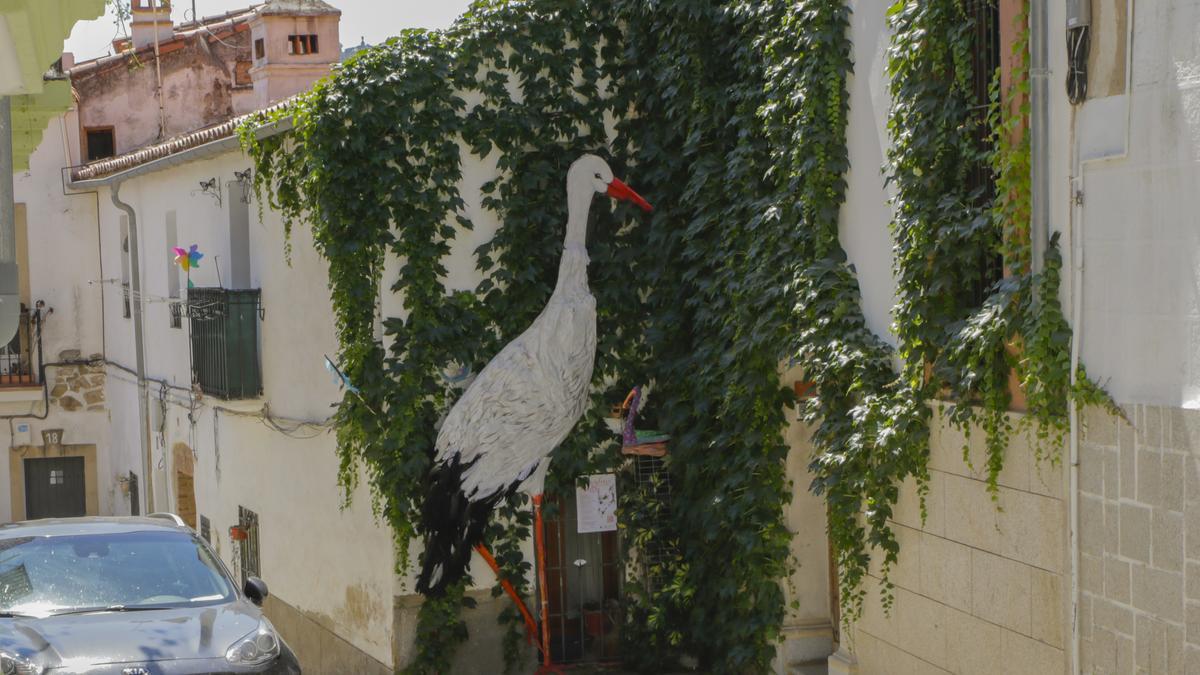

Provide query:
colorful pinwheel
left=172, top=244, right=203, bottom=271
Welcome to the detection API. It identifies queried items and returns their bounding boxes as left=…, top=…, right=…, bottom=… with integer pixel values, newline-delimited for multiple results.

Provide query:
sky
left=64, top=0, right=475, bottom=61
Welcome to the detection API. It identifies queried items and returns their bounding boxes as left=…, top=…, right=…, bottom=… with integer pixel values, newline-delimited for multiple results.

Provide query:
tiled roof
left=258, top=0, right=339, bottom=16
left=69, top=98, right=293, bottom=182
left=68, top=5, right=259, bottom=78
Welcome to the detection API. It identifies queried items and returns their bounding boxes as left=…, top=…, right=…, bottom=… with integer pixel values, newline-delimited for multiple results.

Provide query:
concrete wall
left=840, top=408, right=1068, bottom=675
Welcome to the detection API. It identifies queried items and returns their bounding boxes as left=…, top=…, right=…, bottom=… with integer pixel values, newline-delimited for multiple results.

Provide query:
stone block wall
left=1078, top=404, right=1200, bottom=673
left=841, top=407, right=1068, bottom=675
left=48, top=351, right=106, bottom=412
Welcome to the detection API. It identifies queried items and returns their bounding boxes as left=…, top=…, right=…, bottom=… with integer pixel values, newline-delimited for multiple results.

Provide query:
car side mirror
left=244, top=577, right=269, bottom=606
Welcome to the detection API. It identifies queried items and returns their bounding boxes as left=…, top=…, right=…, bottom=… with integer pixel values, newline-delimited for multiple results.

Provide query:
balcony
left=0, top=307, right=40, bottom=389
left=188, top=288, right=262, bottom=400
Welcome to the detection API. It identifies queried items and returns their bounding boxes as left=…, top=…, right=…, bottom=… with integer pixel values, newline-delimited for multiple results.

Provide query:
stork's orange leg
left=534, top=494, right=554, bottom=669
left=473, top=543, right=543, bottom=654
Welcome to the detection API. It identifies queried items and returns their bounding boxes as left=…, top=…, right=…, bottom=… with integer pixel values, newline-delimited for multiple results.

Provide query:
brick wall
left=840, top=407, right=1068, bottom=674
left=1078, top=404, right=1200, bottom=673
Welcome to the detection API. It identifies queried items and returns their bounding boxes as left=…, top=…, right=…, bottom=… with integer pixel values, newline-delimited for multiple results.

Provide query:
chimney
left=130, top=0, right=173, bottom=50
left=248, top=1, right=342, bottom=109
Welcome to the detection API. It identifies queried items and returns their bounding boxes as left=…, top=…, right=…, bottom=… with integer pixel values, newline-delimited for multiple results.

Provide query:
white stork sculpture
left=416, top=154, right=652, bottom=597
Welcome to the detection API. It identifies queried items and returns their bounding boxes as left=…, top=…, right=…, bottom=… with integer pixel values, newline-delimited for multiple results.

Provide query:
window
left=0, top=530, right=234, bottom=616
left=199, top=514, right=211, bottom=543
left=287, top=34, right=318, bottom=55
left=964, top=0, right=1003, bottom=303
left=128, top=472, right=139, bottom=516
left=189, top=288, right=262, bottom=399
left=120, top=218, right=131, bottom=320
left=85, top=128, right=115, bottom=162
left=254, top=38, right=265, bottom=60
left=237, top=506, right=260, bottom=585
left=165, top=212, right=181, bottom=328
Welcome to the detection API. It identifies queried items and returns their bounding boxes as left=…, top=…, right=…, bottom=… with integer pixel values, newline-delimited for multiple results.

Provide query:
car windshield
left=0, top=530, right=234, bottom=617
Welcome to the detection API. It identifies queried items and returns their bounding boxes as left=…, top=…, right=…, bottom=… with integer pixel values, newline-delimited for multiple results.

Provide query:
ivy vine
left=809, top=0, right=1117, bottom=622
left=239, top=0, right=1113, bottom=668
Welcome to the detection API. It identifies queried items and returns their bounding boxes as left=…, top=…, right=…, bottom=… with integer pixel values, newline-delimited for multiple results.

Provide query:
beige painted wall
left=837, top=408, right=1068, bottom=675
left=777, top=367, right=837, bottom=670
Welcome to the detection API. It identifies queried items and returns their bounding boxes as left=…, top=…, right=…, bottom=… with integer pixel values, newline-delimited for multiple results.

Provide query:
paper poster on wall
left=576, top=473, right=617, bottom=533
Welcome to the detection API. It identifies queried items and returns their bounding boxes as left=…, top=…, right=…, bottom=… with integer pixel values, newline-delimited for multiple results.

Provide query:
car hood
left=0, top=602, right=262, bottom=668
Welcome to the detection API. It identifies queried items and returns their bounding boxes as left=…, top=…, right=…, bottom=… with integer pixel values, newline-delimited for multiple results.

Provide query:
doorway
left=23, top=457, right=86, bottom=519
left=541, top=491, right=622, bottom=664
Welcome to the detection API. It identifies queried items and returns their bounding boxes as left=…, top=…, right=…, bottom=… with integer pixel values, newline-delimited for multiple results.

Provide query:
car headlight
left=0, top=652, right=41, bottom=675
left=224, top=620, right=280, bottom=666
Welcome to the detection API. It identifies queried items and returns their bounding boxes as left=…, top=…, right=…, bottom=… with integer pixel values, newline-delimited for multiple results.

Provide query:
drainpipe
left=109, top=181, right=154, bottom=514
left=1030, top=0, right=1050, bottom=270
left=1067, top=3, right=1134, bottom=672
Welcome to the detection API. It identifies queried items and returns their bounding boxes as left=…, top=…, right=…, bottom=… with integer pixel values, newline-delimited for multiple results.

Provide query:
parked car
left=0, top=515, right=300, bottom=674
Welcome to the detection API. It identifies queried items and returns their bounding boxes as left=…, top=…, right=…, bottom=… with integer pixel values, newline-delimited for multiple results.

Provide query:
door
left=24, top=457, right=85, bottom=519
left=542, top=492, right=622, bottom=664
left=176, top=472, right=197, bottom=529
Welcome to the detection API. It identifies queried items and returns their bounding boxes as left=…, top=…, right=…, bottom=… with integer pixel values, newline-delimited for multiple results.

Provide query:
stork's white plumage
left=416, top=154, right=652, bottom=596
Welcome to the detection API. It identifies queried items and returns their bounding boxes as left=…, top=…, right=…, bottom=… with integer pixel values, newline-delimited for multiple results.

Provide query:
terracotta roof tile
left=70, top=98, right=293, bottom=182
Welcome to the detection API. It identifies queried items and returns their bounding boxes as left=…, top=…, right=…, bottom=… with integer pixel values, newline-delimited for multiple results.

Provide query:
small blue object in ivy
left=323, top=354, right=360, bottom=394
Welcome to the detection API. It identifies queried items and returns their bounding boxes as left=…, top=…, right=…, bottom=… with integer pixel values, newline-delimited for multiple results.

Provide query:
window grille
left=188, top=288, right=262, bottom=399
left=632, top=455, right=676, bottom=594
left=964, top=0, right=1005, bottom=303
left=237, top=506, right=260, bottom=584
left=169, top=301, right=183, bottom=329
left=199, top=514, right=211, bottom=543
left=0, top=307, right=39, bottom=387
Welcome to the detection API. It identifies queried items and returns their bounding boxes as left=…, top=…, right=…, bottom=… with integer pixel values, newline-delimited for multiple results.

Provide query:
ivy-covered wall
left=239, top=0, right=1107, bottom=672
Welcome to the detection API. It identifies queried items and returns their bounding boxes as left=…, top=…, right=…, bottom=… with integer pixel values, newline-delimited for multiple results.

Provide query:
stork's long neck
left=553, top=181, right=593, bottom=297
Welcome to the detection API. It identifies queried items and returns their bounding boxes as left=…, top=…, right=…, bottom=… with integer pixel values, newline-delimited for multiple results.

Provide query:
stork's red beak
left=606, top=177, right=653, bottom=212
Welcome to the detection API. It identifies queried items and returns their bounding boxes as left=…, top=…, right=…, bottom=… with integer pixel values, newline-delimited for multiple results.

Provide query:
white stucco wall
left=840, top=0, right=899, bottom=345
left=88, top=150, right=397, bottom=667
left=1075, top=0, right=1200, bottom=408
left=4, top=111, right=113, bottom=523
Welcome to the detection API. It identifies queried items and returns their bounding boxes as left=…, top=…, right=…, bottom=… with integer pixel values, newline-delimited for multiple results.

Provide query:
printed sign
left=576, top=473, right=617, bottom=533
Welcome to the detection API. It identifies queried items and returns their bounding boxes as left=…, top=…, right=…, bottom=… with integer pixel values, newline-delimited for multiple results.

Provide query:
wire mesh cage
left=629, top=453, right=677, bottom=594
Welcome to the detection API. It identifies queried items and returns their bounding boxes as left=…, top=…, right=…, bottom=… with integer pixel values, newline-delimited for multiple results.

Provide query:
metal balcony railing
left=0, top=307, right=41, bottom=388
left=188, top=288, right=262, bottom=399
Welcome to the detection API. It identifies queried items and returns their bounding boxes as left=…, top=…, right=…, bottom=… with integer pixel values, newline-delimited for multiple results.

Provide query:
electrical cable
left=1067, top=26, right=1089, bottom=105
